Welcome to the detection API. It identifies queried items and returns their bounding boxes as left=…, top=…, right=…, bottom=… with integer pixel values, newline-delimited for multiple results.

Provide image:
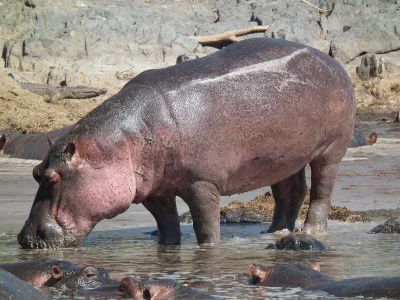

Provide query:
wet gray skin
left=117, top=277, right=214, bottom=299
left=0, top=269, right=45, bottom=300
left=265, top=232, right=326, bottom=251
left=249, top=263, right=400, bottom=299
left=52, top=265, right=118, bottom=292
left=0, top=259, right=116, bottom=295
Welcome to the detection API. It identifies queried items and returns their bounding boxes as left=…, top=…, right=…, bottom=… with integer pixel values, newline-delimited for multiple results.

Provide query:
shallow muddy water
left=0, top=121, right=399, bottom=299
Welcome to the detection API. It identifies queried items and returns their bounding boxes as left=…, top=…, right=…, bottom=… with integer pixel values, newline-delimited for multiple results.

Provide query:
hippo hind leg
left=142, top=195, right=181, bottom=245
left=266, top=167, right=307, bottom=233
left=302, top=158, right=340, bottom=233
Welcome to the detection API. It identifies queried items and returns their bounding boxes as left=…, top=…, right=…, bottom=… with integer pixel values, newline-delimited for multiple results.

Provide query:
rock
left=330, top=17, right=400, bottom=63
left=369, top=217, right=400, bottom=234
left=356, top=53, right=381, bottom=80
left=179, top=211, right=193, bottom=224
left=178, top=190, right=371, bottom=224
left=220, top=192, right=275, bottom=223
left=266, top=233, right=326, bottom=251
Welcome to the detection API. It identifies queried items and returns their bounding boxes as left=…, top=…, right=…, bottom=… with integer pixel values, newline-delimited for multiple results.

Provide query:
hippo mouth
left=17, top=216, right=86, bottom=249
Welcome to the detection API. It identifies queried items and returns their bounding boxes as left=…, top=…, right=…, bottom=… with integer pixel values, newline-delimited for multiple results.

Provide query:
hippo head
left=117, top=278, right=178, bottom=299
left=248, top=263, right=322, bottom=287
left=18, top=135, right=136, bottom=249
left=51, top=265, right=113, bottom=291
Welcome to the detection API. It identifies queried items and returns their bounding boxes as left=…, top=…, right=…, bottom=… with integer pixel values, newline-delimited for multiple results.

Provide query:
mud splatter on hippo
left=18, top=38, right=355, bottom=248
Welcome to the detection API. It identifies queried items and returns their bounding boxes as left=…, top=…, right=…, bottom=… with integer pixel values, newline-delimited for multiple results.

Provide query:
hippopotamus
left=0, top=126, right=73, bottom=160
left=265, top=232, right=326, bottom=251
left=0, top=259, right=116, bottom=292
left=117, top=277, right=214, bottom=299
left=0, top=259, right=79, bottom=287
left=18, top=37, right=355, bottom=249
left=0, top=269, right=45, bottom=300
left=348, top=130, right=377, bottom=148
left=249, top=263, right=400, bottom=298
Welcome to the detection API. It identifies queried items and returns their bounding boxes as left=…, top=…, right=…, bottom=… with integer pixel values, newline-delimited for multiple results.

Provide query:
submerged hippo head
left=52, top=265, right=113, bottom=291
left=117, top=278, right=200, bottom=300
left=248, top=262, right=328, bottom=288
left=18, top=133, right=136, bottom=249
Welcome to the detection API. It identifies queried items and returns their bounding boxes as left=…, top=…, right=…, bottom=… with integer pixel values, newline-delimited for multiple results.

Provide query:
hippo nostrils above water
left=249, top=263, right=400, bottom=299
left=18, top=38, right=355, bottom=249
left=117, top=277, right=214, bottom=299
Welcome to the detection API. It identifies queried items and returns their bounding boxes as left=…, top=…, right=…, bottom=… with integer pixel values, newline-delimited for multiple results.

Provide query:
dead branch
left=190, top=26, right=270, bottom=46
left=300, top=0, right=336, bottom=15
left=19, top=83, right=107, bottom=103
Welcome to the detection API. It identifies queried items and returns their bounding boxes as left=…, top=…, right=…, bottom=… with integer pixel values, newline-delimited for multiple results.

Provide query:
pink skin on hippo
left=18, top=38, right=355, bottom=249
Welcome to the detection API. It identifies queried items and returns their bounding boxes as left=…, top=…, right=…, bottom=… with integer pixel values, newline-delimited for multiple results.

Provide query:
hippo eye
left=118, top=283, right=127, bottom=292
left=86, top=272, right=96, bottom=278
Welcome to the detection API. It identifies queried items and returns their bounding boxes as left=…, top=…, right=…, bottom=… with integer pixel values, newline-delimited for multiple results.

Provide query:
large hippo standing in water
left=18, top=38, right=355, bottom=249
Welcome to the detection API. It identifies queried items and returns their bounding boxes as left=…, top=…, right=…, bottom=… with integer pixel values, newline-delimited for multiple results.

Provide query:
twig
left=300, top=0, right=336, bottom=15
left=190, top=26, right=270, bottom=46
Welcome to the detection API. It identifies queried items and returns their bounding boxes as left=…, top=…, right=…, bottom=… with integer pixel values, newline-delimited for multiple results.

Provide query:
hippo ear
left=248, top=264, right=267, bottom=283
left=51, top=266, right=63, bottom=279
left=65, top=142, right=77, bottom=158
left=310, top=261, right=321, bottom=272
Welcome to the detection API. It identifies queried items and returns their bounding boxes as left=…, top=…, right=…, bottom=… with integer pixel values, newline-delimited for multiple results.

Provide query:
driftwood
left=300, top=0, right=336, bottom=16
left=190, top=26, right=270, bottom=46
left=19, top=83, right=107, bottom=103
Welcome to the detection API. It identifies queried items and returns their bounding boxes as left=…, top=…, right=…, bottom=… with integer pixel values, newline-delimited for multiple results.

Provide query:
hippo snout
left=18, top=217, right=67, bottom=249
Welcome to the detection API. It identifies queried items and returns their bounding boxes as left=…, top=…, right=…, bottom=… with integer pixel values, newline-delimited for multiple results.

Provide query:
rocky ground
left=179, top=189, right=400, bottom=225
left=0, top=0, right=399, bottom=132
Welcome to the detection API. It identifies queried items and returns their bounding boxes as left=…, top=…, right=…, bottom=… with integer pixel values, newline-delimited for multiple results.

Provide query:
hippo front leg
left=267, top=167, right=307, bottom=233
left=180, top=181, right=221, bottom=244
left=142, top=195, right=181, bottom=245
left=302, top=161, right=340, bottom=233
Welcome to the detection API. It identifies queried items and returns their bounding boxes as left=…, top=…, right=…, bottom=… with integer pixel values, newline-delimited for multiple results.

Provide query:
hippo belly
left=18, top=38, right=355, bottom=249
